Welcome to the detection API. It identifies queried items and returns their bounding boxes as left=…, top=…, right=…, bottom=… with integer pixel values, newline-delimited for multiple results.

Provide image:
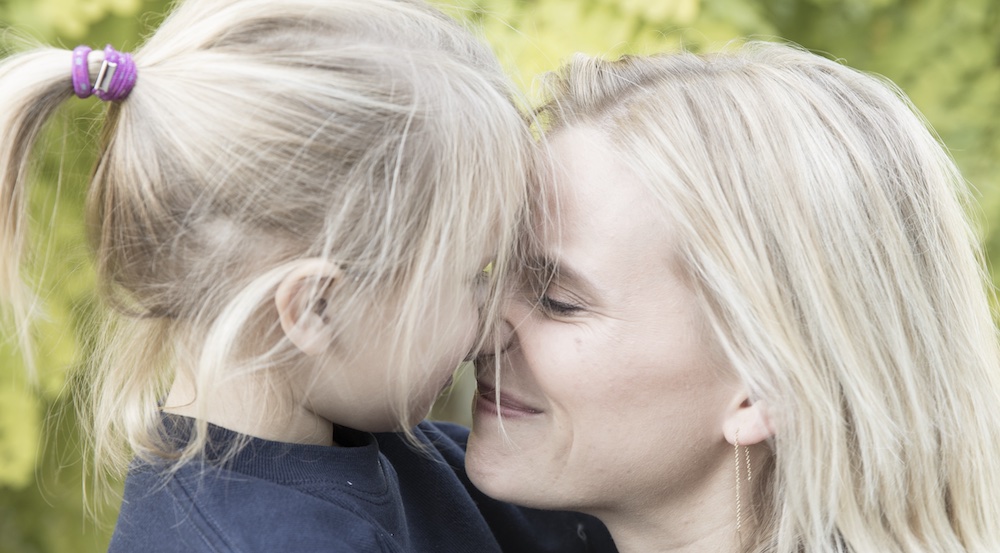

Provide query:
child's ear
left=274, top=259, right=343, bottom=356
left=722, top=389, right=775, bottom=446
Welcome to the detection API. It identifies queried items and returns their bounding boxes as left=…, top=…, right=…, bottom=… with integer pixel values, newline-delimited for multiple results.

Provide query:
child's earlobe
left=275, top=259, right=343, bottom=356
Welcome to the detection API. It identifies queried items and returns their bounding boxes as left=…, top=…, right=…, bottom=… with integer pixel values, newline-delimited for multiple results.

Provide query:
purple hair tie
left=71, top=44, right=137, bottom=102
left=71, top=45, right=92, bottom=99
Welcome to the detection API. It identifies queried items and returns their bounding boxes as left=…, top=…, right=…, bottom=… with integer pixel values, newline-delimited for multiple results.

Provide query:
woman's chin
left=467, top=418, right=550, bottom=509
left=467, top=424, right=518, bottom=495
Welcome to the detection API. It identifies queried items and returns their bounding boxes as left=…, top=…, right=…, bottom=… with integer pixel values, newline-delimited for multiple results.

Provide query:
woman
left=467, top=42, right=1000, bottom=552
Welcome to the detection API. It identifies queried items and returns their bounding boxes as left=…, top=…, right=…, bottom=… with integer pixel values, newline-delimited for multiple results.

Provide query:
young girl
left=0, top=0, right=614, bottom=551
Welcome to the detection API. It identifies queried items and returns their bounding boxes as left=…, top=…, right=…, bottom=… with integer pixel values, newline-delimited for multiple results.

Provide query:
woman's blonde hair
left=0, top=0, right=533, bottom=492
left=538, top=41, right=1000, bottom=552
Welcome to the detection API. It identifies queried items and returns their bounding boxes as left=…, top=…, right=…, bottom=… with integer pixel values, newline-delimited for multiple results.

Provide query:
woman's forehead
left=539, top=127, right=677, bottom=288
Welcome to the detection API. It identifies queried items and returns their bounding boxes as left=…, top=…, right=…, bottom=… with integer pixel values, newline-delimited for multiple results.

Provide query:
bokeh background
left=0, top=0, right=997, bottom=550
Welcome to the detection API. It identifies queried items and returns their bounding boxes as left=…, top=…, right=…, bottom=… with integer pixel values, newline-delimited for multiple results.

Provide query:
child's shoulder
left=110, top=458, right=402, bottom=552
left=372, top=420, right=470, bottom=470
left=109, top=416, right=408, bottom=552
left=415, top=419, right=471, bottom=455
left=417, top=419, right=469, bottom=444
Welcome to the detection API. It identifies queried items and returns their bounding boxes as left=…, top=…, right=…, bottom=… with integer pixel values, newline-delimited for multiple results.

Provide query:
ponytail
left=0, top=43, right=134, bottom=378
left=0, top=47, right=79, bottom=377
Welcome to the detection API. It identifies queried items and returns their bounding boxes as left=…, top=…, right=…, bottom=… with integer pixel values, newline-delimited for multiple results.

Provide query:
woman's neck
left=162, top=370, right=336, bottom=446
left=606, top=517, right=737, bottom=553
left=596, top=457, right=747, bottom=553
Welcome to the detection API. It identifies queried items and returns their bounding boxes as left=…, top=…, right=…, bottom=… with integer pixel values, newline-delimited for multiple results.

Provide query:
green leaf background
left=1, top=0, right=997, bottom=550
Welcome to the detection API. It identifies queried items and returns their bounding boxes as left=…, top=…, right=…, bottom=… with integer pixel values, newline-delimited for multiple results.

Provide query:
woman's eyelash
left=539, top=295, right=582, bottom=315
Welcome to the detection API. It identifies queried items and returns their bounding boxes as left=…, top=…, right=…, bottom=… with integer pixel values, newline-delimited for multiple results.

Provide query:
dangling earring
left=734, top=428, right=753, bottom=535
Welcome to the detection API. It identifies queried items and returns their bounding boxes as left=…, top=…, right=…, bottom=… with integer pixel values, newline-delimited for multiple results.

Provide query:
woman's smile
left=475, top=382, right=543, bottom=418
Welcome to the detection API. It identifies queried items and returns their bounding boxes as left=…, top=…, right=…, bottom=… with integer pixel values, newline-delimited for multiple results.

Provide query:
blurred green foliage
left=0, top=0, right=997, bottom=551
left=0, top=3, right=169, bottom=551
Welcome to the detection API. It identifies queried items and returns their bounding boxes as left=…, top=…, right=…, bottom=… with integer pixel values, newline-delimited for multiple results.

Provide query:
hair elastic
left=71, top=44, right=137, bottom=102
left=71, top=45, right=92, bottom=98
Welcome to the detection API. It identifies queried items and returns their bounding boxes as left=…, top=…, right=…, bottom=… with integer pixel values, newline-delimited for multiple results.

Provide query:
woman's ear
left=722, top=390, right=775, bottom=446
left=274, top=259, right=343, bottom=356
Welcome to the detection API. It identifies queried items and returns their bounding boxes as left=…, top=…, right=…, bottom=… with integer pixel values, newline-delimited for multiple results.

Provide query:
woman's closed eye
left=519, top=260, right=588, bottom=316
left=538, top=293, right=583, bottom=316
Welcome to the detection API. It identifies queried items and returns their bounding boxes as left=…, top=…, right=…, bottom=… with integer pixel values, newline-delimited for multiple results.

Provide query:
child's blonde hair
left=0, top=0, right=533, bottom=489
left=537, top=42, right=1000, bottom=552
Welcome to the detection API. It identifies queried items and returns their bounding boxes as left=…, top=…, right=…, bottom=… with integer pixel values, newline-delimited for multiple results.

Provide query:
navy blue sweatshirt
left=109, top=416, right=616, bottom=552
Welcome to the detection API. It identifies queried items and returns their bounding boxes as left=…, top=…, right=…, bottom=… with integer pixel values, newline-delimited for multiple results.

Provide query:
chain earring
left=734, top=428, right=753, bottom=536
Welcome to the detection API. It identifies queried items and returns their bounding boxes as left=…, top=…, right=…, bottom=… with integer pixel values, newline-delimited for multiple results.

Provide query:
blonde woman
left=468, top=42, right=1000, bottom=553
left=0, top=0, right=615, bottom=550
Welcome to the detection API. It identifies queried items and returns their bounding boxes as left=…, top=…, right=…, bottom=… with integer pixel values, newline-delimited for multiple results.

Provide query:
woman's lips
left=475, top=382, right=542, bottom=418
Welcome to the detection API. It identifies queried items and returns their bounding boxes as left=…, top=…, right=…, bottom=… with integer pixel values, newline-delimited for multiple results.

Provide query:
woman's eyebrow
left=535, top=254, right=603, bottom=299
